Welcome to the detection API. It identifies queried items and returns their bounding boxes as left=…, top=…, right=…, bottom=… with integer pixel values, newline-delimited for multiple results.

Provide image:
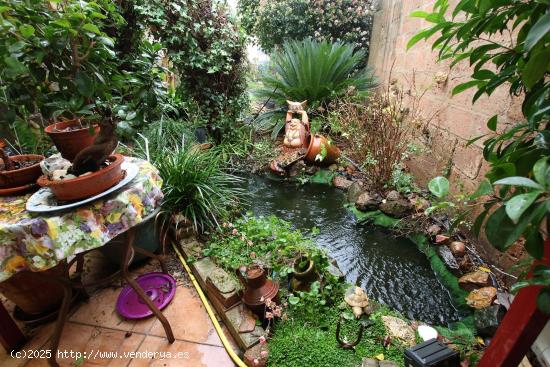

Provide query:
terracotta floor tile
left=69, top=288, right=156, bottom=334
left=22, top=323, right=146, bottom=367
left=147, top=286, right=218, bottom=345
left=128, top=336, right=234, bottom=367
left=0, top=321, right=56, bottom=367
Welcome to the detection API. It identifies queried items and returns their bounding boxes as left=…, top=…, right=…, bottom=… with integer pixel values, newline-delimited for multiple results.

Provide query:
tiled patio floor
left=0, top=251, right=236, bottom=367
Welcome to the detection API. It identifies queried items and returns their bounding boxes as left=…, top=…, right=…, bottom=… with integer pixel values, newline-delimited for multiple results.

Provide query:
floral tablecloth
left=0, top=157, right=163, bottom=283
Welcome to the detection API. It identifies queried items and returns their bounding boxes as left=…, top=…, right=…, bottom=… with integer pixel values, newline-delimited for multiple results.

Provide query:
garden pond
left=243, top=175, right=460, bottom=325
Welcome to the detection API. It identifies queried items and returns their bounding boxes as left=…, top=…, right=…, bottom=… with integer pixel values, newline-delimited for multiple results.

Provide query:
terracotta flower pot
left=305, top=134, right=341, bottom=165
left=0, top=263, right=66, bottom=315
left=45, top=119, right=100, bottom=161
left=236, top=265, right=279, bottom=319
left=37, top=154, right=124, bottom=201
left=0, top=154, right=44, bottom=189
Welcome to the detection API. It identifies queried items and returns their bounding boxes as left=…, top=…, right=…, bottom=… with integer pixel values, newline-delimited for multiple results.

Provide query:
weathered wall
left=368, top=0, right=522, bottom=194
left=368, top=0, right=523, bottom=270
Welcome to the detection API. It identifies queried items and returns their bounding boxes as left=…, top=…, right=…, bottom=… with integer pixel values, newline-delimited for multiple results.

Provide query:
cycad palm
left=255, top=38, right=376, bottom=106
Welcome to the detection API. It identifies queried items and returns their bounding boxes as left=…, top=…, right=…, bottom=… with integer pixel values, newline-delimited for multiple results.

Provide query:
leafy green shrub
left=132, top=0, right=248, bottom=133
left=0, top=0, right=123, bottom=122
left=242, top=0, right=375, bottom=54
left=255, top=39, right=376, bottom=109
left=410, top=0, right=550, bottom=310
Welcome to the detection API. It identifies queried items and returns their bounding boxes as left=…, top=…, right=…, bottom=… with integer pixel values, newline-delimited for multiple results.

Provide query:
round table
left=0, top=156, right=175, bottom=366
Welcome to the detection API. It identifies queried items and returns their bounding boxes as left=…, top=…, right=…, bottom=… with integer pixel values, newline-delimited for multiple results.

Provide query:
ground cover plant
left=204, top=214, right=409, bottom=366
left=410, top=0, right=550, bottom=310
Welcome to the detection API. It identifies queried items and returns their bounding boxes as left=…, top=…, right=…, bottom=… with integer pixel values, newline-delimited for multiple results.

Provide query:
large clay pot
left=37, top=154, right=124, bottom=201
left=0, top=154, right=44, bottom=189
left=236, top=265, right=279, bottom=319
left=0, top=263, right=66, bottom=315
left=305, top=134, right=341, bottom=165
left=45, top=119, right=100, bottom=161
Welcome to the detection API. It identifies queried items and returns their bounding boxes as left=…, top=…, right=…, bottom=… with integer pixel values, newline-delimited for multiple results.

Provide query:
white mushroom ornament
left=345, top=286, right=370, bottom=318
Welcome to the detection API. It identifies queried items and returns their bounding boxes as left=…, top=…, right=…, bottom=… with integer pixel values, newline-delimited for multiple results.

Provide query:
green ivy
left=131, top=0, right=248, bottom=133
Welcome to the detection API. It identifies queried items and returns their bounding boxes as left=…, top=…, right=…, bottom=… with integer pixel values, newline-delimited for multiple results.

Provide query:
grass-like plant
left=255, top=38, right=377, bottom=107
left=133, top=118, right=245, bottom=232
left=154, top=144, right=245, bottom=231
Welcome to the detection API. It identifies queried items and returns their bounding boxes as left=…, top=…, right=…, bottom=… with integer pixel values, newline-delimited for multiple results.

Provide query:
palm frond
left=255, top=38, right=377, bottom=107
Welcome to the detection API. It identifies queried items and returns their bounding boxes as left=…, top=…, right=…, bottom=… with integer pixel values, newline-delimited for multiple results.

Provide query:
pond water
left=243, top=175, right=460, bottom=325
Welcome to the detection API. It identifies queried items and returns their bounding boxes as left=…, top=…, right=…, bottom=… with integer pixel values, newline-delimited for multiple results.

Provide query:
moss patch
left=268, top=306, right=406, bottom=367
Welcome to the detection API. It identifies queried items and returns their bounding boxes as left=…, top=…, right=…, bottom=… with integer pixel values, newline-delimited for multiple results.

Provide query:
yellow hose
left=171, top=242, right=248, bottom=367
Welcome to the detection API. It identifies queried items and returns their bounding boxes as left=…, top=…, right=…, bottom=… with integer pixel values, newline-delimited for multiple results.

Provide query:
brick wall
left=368, top=0, right=521, bottom=194
left=367, top=0, right=523, bottom=270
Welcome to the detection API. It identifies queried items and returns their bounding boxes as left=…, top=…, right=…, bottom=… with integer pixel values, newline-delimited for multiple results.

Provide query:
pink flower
left=273, top=308, right=282, bottom=317
left=259, top=336, right=267, bottom=345
left=265, top=312, right=273, bottom=319
left=232, top=228, right=238, bottom=235
left=260, top=350, right=268, bottom=358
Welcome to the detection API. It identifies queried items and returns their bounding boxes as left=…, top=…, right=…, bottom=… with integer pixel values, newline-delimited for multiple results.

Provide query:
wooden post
left=0, top=301, right=26, bottom=353
left=478, top=239, right=550, bottom=367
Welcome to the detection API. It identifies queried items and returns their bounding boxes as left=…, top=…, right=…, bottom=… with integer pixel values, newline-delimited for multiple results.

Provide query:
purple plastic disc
left=116, top=272, right=177, bottom=319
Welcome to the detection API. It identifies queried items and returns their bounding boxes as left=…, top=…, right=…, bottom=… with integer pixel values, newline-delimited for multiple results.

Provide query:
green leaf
left=428, top=176, right=449, bottom=199
left=52, top=19, right=71, bottom=28
left=471, top=179, right=493, bottom=199
left=82, top=23, right=101, bottom=35
left=75, top=72, right=94, bottom=98
left=452, top=80, right=480, bottom=96
left=410, top=10, right=430, bottom=18
left=505, top=191, right=541, bottom=224
left=525, top=12, right=550, bottom=51
left=525, top=227, right=544, bottom=259
left=523, top=49, right=550, bottom=89
left=4, top=56, right=27, bottom=75
left=494, top=177, right=545, bottom=190
left=533, top=157, right=550, bottom=186
left=19, top=24, right=35, bottom=38
left=487, top=115, right=497, bottom=131
left=288, top=296, right=300, bottom=305
left=125, top=111, right=137, bottom=120
left=486, top=202, right=547, bottom=250
left=537, top=288, right=550, bottom=314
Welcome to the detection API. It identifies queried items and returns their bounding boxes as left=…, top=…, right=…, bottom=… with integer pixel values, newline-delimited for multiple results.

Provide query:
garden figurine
left=283, top=101, right=310, bottom=149
left=345, top=286, right=370, bottom=318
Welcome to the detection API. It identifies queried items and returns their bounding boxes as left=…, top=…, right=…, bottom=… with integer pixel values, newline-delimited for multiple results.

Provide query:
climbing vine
left=132, top=0, right=248, bottom=134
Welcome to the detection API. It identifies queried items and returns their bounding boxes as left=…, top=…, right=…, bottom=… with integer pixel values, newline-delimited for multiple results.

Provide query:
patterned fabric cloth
left=0, top=157, right=163, bottom=282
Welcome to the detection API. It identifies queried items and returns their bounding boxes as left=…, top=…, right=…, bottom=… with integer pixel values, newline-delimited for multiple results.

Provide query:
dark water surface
left=243, top=175, right=460, bottom=325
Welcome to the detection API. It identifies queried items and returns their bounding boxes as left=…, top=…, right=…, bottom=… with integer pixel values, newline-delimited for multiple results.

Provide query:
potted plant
left=0, top=140, right=43, bottom=192
left=290, top=255, right=318, bottom=292
left=38, top=110, right=122, bottom=201
left=0, top=0, right=123, bottom=160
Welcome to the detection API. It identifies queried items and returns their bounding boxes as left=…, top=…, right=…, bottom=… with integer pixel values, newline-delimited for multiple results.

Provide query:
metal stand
left=24, top=227, right=174, bottom=367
